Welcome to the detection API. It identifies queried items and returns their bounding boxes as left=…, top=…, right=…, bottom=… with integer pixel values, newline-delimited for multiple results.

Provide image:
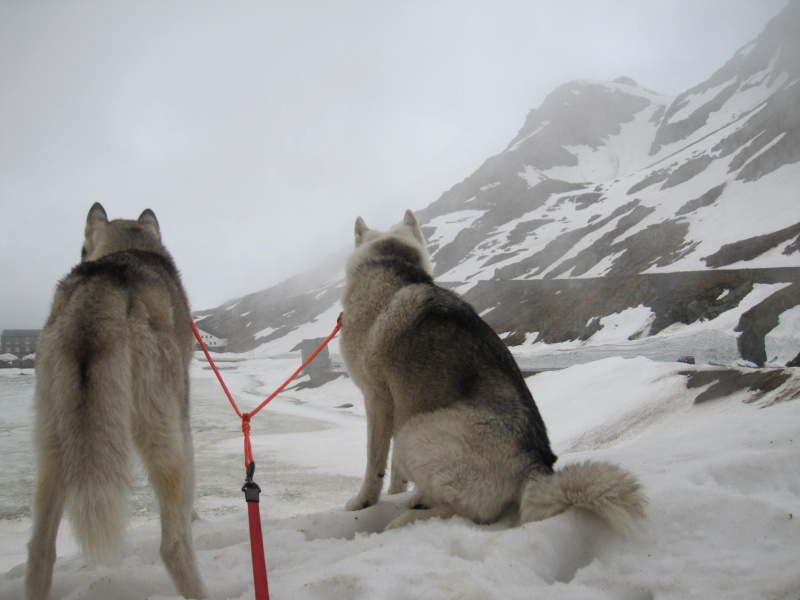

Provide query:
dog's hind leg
left=385, top=505, right=456, bottom=530
left=25, top=446, right=67, bottom=600
left=387, top=453, right=408, bottom=495
left=392, top=407, right=520, bottom=527
left=137, top=414, right=208, bottom=599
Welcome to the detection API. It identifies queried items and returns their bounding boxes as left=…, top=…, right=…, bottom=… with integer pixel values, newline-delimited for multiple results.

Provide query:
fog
left=0, top=0, right=786, bottom=331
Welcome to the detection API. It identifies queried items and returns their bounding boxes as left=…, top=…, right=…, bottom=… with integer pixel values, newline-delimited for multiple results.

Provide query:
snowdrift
left=1, top=357, right=798, bottom=599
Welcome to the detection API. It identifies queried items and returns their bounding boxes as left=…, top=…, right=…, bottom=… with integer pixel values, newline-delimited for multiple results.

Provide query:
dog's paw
left=384, top=508, right=426, bottom=530
left=345, top=494, right=376, bottom=511
left=405, top=491, right=429, bottom=509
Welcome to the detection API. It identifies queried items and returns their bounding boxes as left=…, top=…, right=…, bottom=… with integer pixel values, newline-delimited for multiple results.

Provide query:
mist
left=0, top=0, right=786, bottom=331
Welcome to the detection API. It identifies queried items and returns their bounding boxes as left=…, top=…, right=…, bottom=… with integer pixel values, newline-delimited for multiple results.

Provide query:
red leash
left=191, top=314, right=343, bottom=600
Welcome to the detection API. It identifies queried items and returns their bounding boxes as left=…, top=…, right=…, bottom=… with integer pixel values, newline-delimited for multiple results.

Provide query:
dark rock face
left=715, top=82, right=800, bottom=183
left=507, top=81, right=653, bottom=155
left=681, top=368, right=792, bottom=404
left=735, top=280, right=800, bottom=365
left=649, top=82, right=738, bottom=156
left=660, top=155, right=714, bottom=189
left=193, top=252, right=348, bottom=353
left=194, top=281, right=342, bottom=353
left=676, top=184, right=726, bottom=217
left=461, top=268, right=800, bottom=367
left=703, top=222, right=800, bottom=268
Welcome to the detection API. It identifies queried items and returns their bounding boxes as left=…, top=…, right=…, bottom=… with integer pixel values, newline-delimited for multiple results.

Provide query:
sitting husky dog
left=341, top=209, right=645, bottom=533
left=26, top=204, right=208, bottom=599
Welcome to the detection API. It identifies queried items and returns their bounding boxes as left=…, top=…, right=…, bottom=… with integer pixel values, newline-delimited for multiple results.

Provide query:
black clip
left=242, top=460, right=261, bottom=503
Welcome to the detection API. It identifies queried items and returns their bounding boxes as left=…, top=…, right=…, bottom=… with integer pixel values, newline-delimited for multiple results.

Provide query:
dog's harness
left=191, top=313, right=343, bottom=600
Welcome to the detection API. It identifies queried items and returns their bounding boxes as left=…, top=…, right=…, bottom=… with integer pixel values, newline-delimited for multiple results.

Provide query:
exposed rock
left=676, top=184, right=726, bottom=216
left=660, top=155, right=714, bottom=189
left=650, top=83, right=738, bottom=155
left=462, top=268, right=800, bottom=364
left=681, top=368, right=792, bottom=404
left=627, top=168, right=670, bottom=195
left=703, top=222, right=800, bottom=267
left=735, top=281, right=800, bottom=365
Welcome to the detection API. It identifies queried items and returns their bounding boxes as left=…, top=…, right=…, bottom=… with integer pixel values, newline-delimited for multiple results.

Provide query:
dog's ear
left=403, top=209, right=425, bottom=245
left=355, top=217, right=369, bottom=247
left=87, top=202, right=108, bottom=226
left=82, top=203, right=109, bottom=261
left=138, top=209, right=162, bottom=240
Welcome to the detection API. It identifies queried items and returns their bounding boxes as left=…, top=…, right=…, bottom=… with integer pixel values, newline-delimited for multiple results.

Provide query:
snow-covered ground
left=1, top=351, right=799, bottom=599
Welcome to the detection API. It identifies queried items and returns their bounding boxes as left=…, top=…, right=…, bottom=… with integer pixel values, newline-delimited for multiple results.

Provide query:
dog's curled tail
left=520, top=460, right=646, bottom=537
left=59, top=357, right=134, bottom=565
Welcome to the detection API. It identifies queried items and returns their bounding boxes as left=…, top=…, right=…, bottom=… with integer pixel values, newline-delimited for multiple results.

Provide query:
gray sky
left=0, top=0, right=787, bottom=331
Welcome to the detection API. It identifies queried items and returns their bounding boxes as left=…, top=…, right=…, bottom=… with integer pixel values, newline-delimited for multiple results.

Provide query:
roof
left=1, top=329, right=42, bottom=337
left=194, top=325, right=227, bottom=340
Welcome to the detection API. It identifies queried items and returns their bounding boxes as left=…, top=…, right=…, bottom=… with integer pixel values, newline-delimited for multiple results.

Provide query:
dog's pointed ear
left=138, top=209, right=162, bottom=240
left=403, top=209, right=425, bottom=244
left=355, top=216, right=369, bottom=247
left=87, top=202, right=108, bottom=226
left=83, top=203, right=109, bottom=261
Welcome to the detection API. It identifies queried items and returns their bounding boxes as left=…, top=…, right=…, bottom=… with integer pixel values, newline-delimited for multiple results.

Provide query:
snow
left=2, top=347, right=799, bottom=599
left=543, top=106, right=664, bottom=185
left=508, top=282, right=798, bottom=370
left=666, top=78, right=735, bottom=124
left=427, top=210, right=486, bottom=254
left=254, top=326, right=278, bottom=340
left=666, top=163, right=800, bottom=272
left=518, top=164, right=545, bottom=187
left=506, top=122, right=548, bottom=152
left=766, top=305, right=800, bottom=365
left=584, top=306, right=654, bottom=343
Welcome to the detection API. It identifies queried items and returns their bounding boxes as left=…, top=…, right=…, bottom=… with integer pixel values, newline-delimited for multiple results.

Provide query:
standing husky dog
left=341, top=210, right=645, bottom=534
left=25, top=204, right=208, bottom=599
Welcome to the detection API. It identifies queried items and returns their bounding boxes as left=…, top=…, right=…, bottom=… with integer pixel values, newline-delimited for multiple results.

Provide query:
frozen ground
left=1, top=352, right=799, bottom=599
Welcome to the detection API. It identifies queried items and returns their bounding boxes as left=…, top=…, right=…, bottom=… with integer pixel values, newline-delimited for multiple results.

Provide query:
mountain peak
left=612, top=76, right=639, bottom=87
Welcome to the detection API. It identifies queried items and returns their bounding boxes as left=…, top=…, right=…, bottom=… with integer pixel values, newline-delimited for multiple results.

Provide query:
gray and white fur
left=25, top=203, right=208, bottom=599
left=340, top=209, right=645, bottom=534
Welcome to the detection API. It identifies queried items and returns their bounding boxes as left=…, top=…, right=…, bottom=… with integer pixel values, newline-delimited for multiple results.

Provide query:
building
left=1, top=329, right=41, bottom=356
left=194, top=326, right=228, bottom=352
left=291, top=338, right=333, bottom=383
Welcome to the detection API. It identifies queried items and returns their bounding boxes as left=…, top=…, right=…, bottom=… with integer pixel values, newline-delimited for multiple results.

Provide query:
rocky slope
left=196, top=1, right=800, bottom=366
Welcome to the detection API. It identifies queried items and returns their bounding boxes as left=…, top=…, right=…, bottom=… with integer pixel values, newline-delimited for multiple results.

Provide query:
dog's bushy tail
left=520, top=460, right=646, bottom=537
left=60, top=351, right=133, bottom=564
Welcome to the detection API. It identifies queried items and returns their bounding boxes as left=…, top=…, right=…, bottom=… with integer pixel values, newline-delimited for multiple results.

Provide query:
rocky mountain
left=195, top=0, right=800, bottom=367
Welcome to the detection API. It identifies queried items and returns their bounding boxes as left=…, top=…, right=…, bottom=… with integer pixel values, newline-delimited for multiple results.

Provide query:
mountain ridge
left=195, top=1, right=800, bottom=366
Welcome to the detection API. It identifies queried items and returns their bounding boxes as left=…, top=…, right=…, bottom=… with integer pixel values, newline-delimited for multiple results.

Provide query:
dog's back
left=343, top=210, right=644, bottom=534
left=27, top=204, right=207, bottom=600
left=356, top=267, right=556, bottom=469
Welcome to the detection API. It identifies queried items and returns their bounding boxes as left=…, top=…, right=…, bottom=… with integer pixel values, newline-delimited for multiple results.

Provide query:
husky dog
left=340, top=210, right=645, bottom=534
left=25, top=204, right=208, bottom=599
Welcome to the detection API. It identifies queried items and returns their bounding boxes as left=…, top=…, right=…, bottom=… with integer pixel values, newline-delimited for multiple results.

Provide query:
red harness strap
left=191, top=314, right=343, bottom=600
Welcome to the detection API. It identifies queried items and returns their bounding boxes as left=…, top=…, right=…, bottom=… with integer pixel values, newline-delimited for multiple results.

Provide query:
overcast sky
left=0, top=0, right=787, bottom=332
